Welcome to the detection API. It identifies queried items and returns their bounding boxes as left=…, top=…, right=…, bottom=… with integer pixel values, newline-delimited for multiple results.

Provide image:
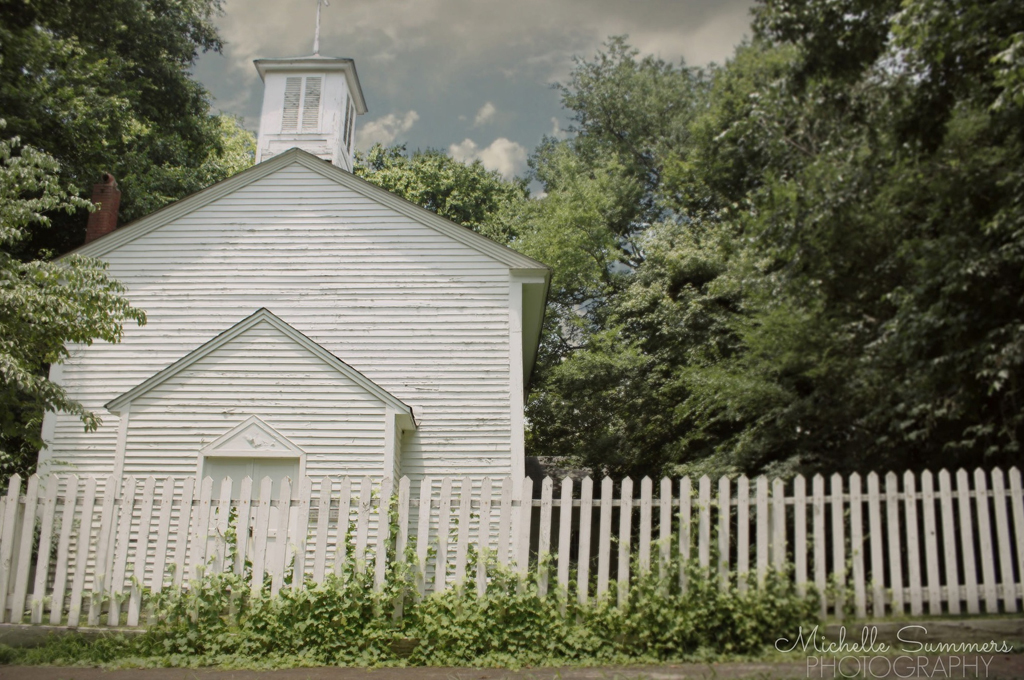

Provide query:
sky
left=193, top=0, right=755, bottom=180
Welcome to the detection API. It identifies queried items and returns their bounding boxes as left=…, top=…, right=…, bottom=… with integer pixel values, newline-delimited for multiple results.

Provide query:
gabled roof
left=66, top=148, right=550, bottom=274
left=105, top=308, right=416, bottom=428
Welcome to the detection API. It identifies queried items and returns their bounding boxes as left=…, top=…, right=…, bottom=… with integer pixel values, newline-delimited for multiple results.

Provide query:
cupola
left=253, top=55, right=367, bottom=170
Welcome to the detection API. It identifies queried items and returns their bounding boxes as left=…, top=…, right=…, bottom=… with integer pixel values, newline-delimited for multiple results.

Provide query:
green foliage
left=0, top=129, right=145, bottom=480
left=6, top=553, right=816, bottom=669
left=0, top=0, right=251, bottom=257
left=525, top=0, right=1024, bottom=479
left=353, top=144, right=529, bottom=244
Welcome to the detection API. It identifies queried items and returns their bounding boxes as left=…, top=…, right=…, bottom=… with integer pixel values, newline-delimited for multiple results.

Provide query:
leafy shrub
left=5, top=551, right=817, bottom=669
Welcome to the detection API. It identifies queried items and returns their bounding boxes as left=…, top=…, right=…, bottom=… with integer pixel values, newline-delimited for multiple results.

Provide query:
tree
left=0, top=129, right=145, bottom=479
left=527, top=0, right=1024, bottom=479
left=353, top=144, right=528, bottom=244
left=0, top=0, right=251, bottom=257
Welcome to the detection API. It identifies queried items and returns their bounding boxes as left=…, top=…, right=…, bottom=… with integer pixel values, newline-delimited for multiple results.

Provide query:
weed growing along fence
left=2, top=557, right=818, bottom=668
left=0, top=467, right=1021, bottom=628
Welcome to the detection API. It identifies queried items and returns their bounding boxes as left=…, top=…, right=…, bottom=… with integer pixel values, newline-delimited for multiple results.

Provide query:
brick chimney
left=84, top=173, right=121, bottom=244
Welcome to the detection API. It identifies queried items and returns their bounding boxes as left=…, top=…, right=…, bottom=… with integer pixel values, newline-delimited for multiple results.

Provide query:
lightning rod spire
left=313, top=0, right=329, bottom=55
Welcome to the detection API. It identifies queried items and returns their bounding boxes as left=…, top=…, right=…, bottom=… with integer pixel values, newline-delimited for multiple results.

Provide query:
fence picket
left=974, top=468, right=999, bottom=613
left=88, top=475, right=118, bottom=626
left=538, top=477, right=553, bottom=595
left=957, top=469, right=979, bottom=614
left=639, top=477, right=653, bottom=575
left=295, top=476, right=313, bottom=588
left=921, top=471, right=941, bottom=615
left=477, top=477, right=493, bottom=597
left=270, top=477, right=292, bottom=596
left=793, top=475, right=806, bottom=598
left=738, top=475, right=751, bottom=592
left=453, top=477, right=471, bottom=586
left=679, top=477, right=691, bottom=592
left=150, top=477, right=175, bottom=598
left=10, top=475, right=40, bottom=623
left=867, top=472, right=885, bottom=617
left=577, top=477, right=594, bottom=604
left=0, top=474, right=22, bottom=623
left=990, top=468, right=1016, bottom=613
left=334, top=477, right=352, bottom=578
left=658, top=477, right=672, bottom=584
left=67, top=477, right=96, bottom=627
left=435, top=477, right=452, bottom=591
left=772, top=478, right=786, bottom=572
left=698, top=476, right=711, bottom=571
left=937, top=470, right=960, bottom=615
left=756, top=476, right=769, bottom=585
left=189, top=476, right=214, bottom=582
left=416, top=478, right=433, bottom=595
left=597, top=476, right=613, bottom=598
left=497, top=477, right=512, bottom=566
left=813, top=474, right=826, bottom=619
left=617, top=477, right=633, bottom=607
left=30, top=476, right=59, bottom=624
left=234, top=477, right=253, bottom=577
left=558, top=477, right=574, bottom=593
left=212, top=477, right=232, bottom=576
left=886, top=472, right=904, bottom=616
left=355, top=476, right=372, bottom=572
left=251, top=476, right=273, bottom=595
left=1010, top=468, right=1024, bottom=615
left=395, top=476, right=411, bottom=567
left=718, top=476, right=730, bottom=589
left=107, top=475, right=138, bottom=626
left=49, top=475, right=79, bottom=625
left=313, top=477, right=333, bottom=583
left=830, top=473, right=846, bottom=621
left=903, top=471, right=922, bottom=616
left=516, top=477, right=534, bottom=575
left=849, top=473, right=866, bottom=619
left=127, top=476, right=157, bottom=626
left=171, top=477, right=196, bottom=589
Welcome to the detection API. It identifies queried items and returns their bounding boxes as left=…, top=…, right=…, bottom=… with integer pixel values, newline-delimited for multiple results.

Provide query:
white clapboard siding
left=4, top=468, right=1024, bottom=630
left=43, top=161, right=522, bottom=482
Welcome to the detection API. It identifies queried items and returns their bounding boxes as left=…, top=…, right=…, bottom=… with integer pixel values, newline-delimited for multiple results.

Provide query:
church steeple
left=253, top=55, right=366, bottom=170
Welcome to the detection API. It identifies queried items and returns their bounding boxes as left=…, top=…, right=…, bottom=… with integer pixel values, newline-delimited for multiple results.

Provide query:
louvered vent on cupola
left=301, top=77, right=322, bottom=131
left=281, top=76, right=322, bottom=133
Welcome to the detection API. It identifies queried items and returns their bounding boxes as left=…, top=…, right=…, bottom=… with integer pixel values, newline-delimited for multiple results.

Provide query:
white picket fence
left=0, top=467, right=1022, bottom=628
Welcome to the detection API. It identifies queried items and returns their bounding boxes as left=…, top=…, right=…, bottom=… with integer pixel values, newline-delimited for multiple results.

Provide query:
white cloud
left=355, top=110, right=420, bottom=150
left=550, top=116, right=569, bottom=140
left=473, top=101, right=497, bottom=127
left=449, top=137, right=528, bottom=179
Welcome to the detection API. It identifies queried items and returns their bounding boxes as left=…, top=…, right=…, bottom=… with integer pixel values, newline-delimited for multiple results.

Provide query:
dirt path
left=1, top=654, right=1022, bottom=680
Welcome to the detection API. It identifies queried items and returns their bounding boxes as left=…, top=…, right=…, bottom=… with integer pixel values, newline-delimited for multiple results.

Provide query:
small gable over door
left=201, top=416, right=303, bottom=500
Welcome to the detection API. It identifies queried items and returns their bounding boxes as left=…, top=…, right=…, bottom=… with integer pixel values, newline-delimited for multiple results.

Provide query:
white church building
left=38, top=52, right=550, bottom=500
